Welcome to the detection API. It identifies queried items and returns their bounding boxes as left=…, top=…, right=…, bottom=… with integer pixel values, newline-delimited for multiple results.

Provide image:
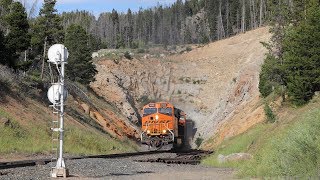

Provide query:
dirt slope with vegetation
left=91, top=27, right=271, bottom=146
left=202, top=94, right=320, bottom=177
left=0, top=65, right=137, bottom=161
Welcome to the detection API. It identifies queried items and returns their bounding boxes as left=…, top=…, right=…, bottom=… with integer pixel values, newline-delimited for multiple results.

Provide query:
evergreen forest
left=0, top=0, right=319, bottom=105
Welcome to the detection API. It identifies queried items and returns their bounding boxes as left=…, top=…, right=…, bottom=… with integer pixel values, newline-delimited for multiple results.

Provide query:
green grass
left=0, top=108, right=136, bottom=156
left=202, top=99, right=320, bottom=178
left=0, top=118, right=50, bottom=154
left=239, top=107, right=320, bottom=178
left=64, top=126, right=135, bottom=155
left=0, top=66, right=137, bottom=159
left=202, top=124, right=268, bottom=168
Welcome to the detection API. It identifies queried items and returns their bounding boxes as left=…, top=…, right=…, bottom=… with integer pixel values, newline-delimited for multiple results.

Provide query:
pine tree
left=3, top=1, right=30, bottom=68
left=205, top=0, right=218, bottom=40
left=258, top=0, right=292, bottom=100
left=184, top=25, right=192, bottom=44
left=259, top=53, right=284, bottom=97
left=88, top=34, right=102, bottom=52
left=0, top=30, right=6, bottom=65
left=30, top=0, right=63, bottom=78
left=152, top=7, right=161, bottom=44
left=0, top=0, right=13, bottom=32
left=283, top=0, right=320, bottom=105
left=229, top=0, right=240, bottom=34
left=31, top=0, right=63, bottom=53
left=39, top=0, right=63, bottom=44
left=64, top=24, right=97, bottom=85
left=126, top=8, right=134, bottom=48
left=110, top=9, right=120, bottom=48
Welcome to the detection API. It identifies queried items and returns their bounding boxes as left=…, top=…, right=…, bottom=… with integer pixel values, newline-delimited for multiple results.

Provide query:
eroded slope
left=91, top=27, right=271, bottom=145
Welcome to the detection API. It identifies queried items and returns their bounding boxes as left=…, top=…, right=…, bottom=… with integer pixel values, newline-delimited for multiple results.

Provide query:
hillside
left=0, top=65, right=138, bottom=161
left=202, top=94, right=320, bottom=177
left=0, top=27, right=271, bottom=161
left=91, top=27, right=271, bottom=146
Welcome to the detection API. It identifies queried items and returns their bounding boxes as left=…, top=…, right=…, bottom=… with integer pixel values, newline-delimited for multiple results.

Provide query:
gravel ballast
left=0, top=154, right=234, bottom=180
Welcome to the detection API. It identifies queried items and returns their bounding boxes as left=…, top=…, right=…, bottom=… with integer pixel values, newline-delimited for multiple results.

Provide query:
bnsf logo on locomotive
left=140, top=102, right=186, bottom=150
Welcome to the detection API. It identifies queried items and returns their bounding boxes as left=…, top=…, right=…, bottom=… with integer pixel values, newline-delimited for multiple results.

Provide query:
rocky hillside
left=91, top=27, right=271, bottom=146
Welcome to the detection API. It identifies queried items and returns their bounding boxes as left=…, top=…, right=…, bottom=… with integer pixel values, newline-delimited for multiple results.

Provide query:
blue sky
left=52, top=0, right=177, bottom=16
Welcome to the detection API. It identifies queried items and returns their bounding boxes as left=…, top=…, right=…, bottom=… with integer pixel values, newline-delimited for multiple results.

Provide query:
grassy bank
left=0, top=66, right=137, bottom=159
left=202, top=96, right=320, bottom=178
left=202, top=124, right=269, bottom=168
left=0, top=106, right=136, bottom=159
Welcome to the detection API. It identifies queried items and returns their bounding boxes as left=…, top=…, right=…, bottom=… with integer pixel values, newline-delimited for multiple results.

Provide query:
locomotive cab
left=140, top=102, right=186, bottom=150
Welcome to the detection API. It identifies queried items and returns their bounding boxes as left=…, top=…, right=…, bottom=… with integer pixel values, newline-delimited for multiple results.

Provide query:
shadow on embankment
left=184, top=119, right=197, bottom=149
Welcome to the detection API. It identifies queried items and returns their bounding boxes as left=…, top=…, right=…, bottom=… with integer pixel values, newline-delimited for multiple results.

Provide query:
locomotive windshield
left=143, top=108, right=157, bottom=116
left=159, top=108, right=173, bottom=116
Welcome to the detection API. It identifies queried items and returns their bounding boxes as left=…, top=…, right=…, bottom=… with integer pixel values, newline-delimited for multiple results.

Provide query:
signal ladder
left=50, top=103, right=61, bottom=165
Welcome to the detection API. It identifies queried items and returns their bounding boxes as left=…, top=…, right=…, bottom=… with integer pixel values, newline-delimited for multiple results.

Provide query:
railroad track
left=134, top=150, right=213, bottom=165
left=0, top=149, right=213, bottom=170
left=0, top=150, right=170, bottom=170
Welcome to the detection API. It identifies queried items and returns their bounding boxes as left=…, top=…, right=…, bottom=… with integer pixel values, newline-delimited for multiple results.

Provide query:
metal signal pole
left=56, top=60, right=66, bottom=171
left=47, top=44, right=69, bottom=178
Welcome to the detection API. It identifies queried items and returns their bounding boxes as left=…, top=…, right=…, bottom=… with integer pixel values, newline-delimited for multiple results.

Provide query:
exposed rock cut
left=91, top=27, right=271, bottom=146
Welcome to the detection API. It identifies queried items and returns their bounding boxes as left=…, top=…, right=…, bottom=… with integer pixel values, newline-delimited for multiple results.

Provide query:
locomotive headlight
left=162, top=130, right=166, bottom=134
left=155, top=115, right=159, bottom=120
left=147, top=130, right=151, bottom=134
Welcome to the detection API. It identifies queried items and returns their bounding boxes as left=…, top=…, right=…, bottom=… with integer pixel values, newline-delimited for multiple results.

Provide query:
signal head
left=47, top=84, right=68, bottom=104
left=48, top=44, right=69, bottom=64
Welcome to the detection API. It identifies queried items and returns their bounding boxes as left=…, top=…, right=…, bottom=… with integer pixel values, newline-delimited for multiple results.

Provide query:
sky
left=33, top=0, right=178, bottom=17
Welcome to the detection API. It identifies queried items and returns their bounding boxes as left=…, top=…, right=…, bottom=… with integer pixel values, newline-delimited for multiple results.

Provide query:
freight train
left=140, top=102, right=186, bottom=150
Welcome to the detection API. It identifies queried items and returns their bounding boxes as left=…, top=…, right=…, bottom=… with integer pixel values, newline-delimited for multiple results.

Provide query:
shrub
left=259, top=70, right=274, bottom=98
left=264, top=104, right=276, bottom=123
left=287, top=76, right=314, bottom=106
left=195, top=135, right=204, bottom=148
left=201, top=35, right=210, bottom=44
left=186, top=46, right=192, bottom=52
left=258, top=54, right=281, bottom=98
left=193, top=80, right=201, bottom=84
left=137, top=48, right=145, bottom=53
left=138, top=95, right=156, bottom=106
left=233, top=77, right=237, bottom=83
left=124, top=51, right=133, bottom=60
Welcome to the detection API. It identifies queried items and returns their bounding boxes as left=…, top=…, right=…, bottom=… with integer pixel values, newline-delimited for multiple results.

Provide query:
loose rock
left=218, top=153, right=253, bottom=163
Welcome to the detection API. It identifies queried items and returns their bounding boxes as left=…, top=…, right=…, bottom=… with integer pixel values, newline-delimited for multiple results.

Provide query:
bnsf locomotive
left=140, top=102, right=186, bottom=149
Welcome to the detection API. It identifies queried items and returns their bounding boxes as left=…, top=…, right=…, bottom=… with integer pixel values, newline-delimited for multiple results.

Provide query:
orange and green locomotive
left=140, top=102, right=186, bottom=149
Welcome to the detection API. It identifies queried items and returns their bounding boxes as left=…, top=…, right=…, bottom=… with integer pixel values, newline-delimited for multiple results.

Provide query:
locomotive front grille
left=144, top=121, right=171, bottom=135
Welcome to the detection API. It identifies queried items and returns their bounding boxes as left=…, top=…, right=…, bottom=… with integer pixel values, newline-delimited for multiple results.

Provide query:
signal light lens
left=155, top=115, right=159, bottom=120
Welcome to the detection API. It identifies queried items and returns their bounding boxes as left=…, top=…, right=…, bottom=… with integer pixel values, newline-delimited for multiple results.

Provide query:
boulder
left=217, top=154, right=226, bottom=163
left=0, top=117, right=9, bottom=126
left=143, top=54, right=150, bottom=59
left=218, top=153, right=252, bottom=163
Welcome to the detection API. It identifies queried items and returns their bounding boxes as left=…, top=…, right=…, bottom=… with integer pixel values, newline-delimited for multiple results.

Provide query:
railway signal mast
left=47, top=44, right=69, bottom=178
